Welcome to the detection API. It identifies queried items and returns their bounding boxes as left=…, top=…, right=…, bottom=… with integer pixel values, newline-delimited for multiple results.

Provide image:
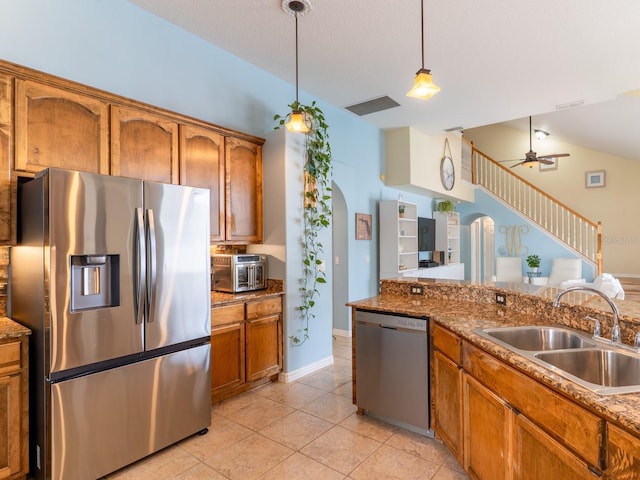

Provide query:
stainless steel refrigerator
left=10, top=168, right=211, bottom=480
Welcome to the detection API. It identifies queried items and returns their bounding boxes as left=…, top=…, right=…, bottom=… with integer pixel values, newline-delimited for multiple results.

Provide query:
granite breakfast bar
left=348, top=278, right=640, bottom=479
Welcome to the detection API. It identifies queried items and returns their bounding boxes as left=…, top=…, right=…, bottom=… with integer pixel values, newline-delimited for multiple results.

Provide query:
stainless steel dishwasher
left=355, top=309, right=432, bottom=436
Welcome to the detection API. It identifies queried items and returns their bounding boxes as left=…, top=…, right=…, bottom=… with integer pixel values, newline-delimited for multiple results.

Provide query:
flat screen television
left=418, top=217, right=436, bottom=252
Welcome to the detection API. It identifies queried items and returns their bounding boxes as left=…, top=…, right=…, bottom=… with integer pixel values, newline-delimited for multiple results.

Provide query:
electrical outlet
left=495, top=293, right=507, bottom=306
left=410, top=285, right=424, bottom=295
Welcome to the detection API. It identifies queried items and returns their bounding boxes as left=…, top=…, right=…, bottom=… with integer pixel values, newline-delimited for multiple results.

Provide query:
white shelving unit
left=434, top=211, right=461, bottom=265
left=379, top=200, right=418, bottom=278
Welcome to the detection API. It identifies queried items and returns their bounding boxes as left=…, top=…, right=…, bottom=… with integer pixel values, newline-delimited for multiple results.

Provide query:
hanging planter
left=275, top=100, right=332, bottom=346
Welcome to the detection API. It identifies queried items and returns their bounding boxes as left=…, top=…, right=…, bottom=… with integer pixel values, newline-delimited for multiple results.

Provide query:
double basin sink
left=475, top=325, right=640, bottom=395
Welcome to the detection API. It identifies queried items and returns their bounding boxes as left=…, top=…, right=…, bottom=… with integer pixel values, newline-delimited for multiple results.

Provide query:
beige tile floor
left=107, top=336, right=468, bottom=480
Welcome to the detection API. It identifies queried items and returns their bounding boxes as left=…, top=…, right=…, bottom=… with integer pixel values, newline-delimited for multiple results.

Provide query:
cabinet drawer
left=432, top=324, right=461, bottom=363
left=211, top=303, right=245, bottom=327
left=0, top=341, right=21, bottom=375
left=463, top=341, right=604, bottom=468
left=246, top=297, right=282, bottom=320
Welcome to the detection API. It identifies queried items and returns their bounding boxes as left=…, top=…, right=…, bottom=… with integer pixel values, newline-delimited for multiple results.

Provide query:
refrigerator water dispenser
left=70, top=254, right=120, bottom=311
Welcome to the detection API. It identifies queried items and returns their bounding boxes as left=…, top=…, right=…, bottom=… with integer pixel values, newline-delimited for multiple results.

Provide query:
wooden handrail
left=472, top=146, right=602, bottom=274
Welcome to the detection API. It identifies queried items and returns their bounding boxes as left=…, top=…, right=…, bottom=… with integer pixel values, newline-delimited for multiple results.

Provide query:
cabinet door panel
left=15, top=79, right=108, bottom=174
left=0, top=74, right=11, bottom=245
left=0, top=374, right=22, bottom=478
left=513, top=413, right=598, bottom=479
left=225, top=137, right=262, bottom=243
left=246, top=314, right=281, bottom=382
left=464, top=373, right=510, bottom=480
left=607, top=423, right=640, bottom=479
left=433, top=350, right=463, bottom=465
left=211, top=323, right=245, bottom=397
left=111, top=106, right=178, bottom=184
left=180, top=124, right=225, bottom=242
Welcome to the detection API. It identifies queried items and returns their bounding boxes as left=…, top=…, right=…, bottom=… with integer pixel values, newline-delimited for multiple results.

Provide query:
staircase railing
left=472, top=147, right=602, bottom=274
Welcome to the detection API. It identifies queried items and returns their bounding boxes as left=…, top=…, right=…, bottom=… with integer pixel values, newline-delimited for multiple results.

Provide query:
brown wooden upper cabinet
left=0, top=74, right=12, bottom=244
left=15, top=79, right=109, bottom=174
left=225, top=137, right=263, bottom=243
left=179, top=124, right=225, bottom=242
left=111, top=105, right=179, bottom=184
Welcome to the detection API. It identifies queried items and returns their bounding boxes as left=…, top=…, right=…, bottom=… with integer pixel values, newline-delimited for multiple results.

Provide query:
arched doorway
left=469, top=215, right=495, bottom=282
left=331, top=182, right=350, bottom=335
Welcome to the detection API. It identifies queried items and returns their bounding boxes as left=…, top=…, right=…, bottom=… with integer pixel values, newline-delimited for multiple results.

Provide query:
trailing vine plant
left=274, top=101, right=332, bottom=345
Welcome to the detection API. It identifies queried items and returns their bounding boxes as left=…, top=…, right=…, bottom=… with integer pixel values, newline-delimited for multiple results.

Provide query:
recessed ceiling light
left=534, top=129, right=549, bottom=140
left=555, top=99, right=584, bottom=110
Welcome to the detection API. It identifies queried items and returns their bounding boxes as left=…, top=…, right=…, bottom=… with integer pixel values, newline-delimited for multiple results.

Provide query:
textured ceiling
left=129, top=0, right=640, bottom=160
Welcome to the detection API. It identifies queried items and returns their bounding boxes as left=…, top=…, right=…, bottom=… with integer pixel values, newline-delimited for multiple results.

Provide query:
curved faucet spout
left=553, top=286, right=621, bottom=344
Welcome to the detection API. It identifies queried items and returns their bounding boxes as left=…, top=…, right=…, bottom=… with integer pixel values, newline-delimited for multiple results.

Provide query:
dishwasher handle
left=356, top=318, right=426, bottom=335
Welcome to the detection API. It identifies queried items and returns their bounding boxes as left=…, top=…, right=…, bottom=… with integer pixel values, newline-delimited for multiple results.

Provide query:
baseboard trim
left=278, top=355, right=334, bottom=383
left=332, top=328, right=351, bottom=338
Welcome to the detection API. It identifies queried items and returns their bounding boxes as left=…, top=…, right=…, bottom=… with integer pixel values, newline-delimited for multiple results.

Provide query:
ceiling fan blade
left=538, top=159, right=554, bottom=165
left=538, top=153, right=570, bottom=159
left=510, top=161, right=525, bottom=168
left=498, top=158, right=526, bottom=163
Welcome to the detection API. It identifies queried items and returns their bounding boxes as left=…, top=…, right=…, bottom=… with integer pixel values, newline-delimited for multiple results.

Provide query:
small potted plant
left=526, top=254, right=541, bottom=273
left=398, top=204, right=406, bottom=218
left=435, top=199, right=456, bottom=213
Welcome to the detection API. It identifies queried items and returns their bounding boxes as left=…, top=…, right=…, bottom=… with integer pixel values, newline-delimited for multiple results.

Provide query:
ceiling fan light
left=407, top=69, right=440, bottom=99
left=285, top=110, right=310, bottom=133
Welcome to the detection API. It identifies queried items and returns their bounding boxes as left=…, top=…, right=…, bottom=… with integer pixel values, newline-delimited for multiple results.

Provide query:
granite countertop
left=0, top=317, right=31, bottom=340
left=348, top=291, right=640, bottom=438
left=211, top=279, right=285, bottom=307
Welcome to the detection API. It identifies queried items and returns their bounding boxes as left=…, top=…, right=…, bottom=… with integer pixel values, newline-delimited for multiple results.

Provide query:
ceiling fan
left=501, top=116, right=570, bottom=168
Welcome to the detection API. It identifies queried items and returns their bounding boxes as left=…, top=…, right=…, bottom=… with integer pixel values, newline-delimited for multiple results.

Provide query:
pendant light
left=283, top=0, right=312, bottom=133
left=407, top=0, right=440, bottom=99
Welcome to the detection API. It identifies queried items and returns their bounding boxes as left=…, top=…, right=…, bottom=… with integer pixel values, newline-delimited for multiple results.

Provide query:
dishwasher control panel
left=356, top=309, right=427, bottom=331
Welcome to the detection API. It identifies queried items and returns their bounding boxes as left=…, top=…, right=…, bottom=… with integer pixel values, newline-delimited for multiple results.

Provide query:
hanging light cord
left=294, top=13, right=300, bottom=104
left=420, top=0, right=425, bottom=70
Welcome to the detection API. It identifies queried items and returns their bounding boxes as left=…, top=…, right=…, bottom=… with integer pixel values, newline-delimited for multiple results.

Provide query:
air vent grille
left=345, top=96, right=400, bottom=116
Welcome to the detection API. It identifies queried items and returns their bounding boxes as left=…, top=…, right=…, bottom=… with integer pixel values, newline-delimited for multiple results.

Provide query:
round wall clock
left=440, top=156, right=455, bottom=191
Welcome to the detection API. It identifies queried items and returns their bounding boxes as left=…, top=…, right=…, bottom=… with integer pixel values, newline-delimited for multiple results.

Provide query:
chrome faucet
left=552, top=286, right=621, bottom=344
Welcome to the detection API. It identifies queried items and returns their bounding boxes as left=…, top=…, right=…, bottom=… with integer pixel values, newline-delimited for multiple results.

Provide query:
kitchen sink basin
left=481, top=326, right=596, bottom=351
left=535, top=349, right=640, bottom=393
left=475, top=325, right=640, bottom=394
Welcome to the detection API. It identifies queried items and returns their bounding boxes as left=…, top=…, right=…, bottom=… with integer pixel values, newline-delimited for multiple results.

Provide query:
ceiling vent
left=345, top=96, right=400, bottom=116
left=444, top=126, right=464, bottom=132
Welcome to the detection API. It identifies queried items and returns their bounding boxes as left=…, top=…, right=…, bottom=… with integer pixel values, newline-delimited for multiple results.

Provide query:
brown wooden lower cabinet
left=0, top=336, right=29, bottom=480
left=433, top=350, right=463, bottom=464
left=463, top=374, right=510, bottom=479
left=432, top=323, right=640, bottom=480
left=512, top=413, right=597, bottom=479
left=210, top=295, right=283, bottom=403
left=246, top=313, right=282, bottom=382
left=211, top=321, right=245, bottom=395
left=607, top=423, right=640, bottom=479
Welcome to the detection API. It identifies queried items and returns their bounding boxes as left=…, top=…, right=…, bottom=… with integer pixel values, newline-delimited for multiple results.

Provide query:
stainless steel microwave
left=211, top=254, right=268, bottom=293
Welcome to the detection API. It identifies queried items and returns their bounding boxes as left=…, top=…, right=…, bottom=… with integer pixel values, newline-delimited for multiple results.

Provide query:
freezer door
left=46, top=169, right=144, bottom=373
left=49, top=344, right=211, bottom=480
left=144, top=182, right=211, bottom=349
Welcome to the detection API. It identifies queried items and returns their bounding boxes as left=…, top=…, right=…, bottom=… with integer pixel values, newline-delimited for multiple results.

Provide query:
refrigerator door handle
left=146, top=208, right=157, bottom=323
left=134, top=208, right=146, bottom=325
